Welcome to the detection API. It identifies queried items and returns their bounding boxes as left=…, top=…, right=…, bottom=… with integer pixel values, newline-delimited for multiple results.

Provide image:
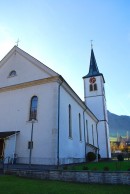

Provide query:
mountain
left=108, top=111, right=130, bottom=137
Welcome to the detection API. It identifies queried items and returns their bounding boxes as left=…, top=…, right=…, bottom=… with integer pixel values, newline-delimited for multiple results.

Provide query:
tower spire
left=83, top=47, right=105, bottom=82
left=83, top=47, right=111, bottom=158
left=89, top=48, right=100, bottom=76
left=91, top=40, right=93, bottom=49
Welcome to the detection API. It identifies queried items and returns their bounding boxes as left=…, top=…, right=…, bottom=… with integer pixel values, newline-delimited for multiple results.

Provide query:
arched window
left=29, top=96, right=38, bottom=120
left=86, top=120, right=89, bottom=143
left=9, top=70, right=17, bottom=77
left=90, top=83, right=97, bottom=91
left=89, top=84, right=93, bottom=91
left=68, top=104, right=72, bottom=138
left=92, top=124, right=94, bottom=145
left=79, top=113, right=82, bottom=141
left=94, top=83, right=97, bottom=91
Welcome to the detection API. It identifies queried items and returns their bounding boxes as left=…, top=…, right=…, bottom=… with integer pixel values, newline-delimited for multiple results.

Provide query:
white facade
left=58, top=83, right=98, bottom=164
left=0, top=46, right=110, bottom=165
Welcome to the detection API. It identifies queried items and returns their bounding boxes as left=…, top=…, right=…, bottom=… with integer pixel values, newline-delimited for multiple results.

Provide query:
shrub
left=63, top=166, right=68, bottom=170
left=117, top=154, right=124, bottom=161
left=115, top=162, right=121, bottom=170
left=98, top=154, right=101, bottom=160
left=104, top=166, right=109, bottom=171
left=87, top=152, right=96, bottom=162
left=82, top=166, right=89, bottom=170
left=71, top=166, right=76, bottom=170
left=93, top=167, right=98, bottom=171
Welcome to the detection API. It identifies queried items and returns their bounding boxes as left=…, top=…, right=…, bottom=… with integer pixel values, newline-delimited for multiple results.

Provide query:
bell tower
left=83, top=48, right=111, bottom=158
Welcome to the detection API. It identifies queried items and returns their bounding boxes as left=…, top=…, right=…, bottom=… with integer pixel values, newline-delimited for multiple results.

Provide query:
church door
left=0, top=139, right=4, bottom=158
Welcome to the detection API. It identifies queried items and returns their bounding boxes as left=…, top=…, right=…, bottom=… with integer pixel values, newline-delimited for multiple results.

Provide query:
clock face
left=89, top=77, right=96, bottom=84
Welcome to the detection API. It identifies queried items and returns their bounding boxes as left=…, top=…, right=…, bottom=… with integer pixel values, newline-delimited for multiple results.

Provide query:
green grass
left=66, top=161, right=130, bottom=171
left=0, top=175, right=129, bottom=194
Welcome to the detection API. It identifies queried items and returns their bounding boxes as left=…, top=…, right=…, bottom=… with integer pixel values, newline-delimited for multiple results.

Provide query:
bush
left=98, top=154, right=101, bottom=160
left=117, top=154, right=124, bottom=161
left=82, top=166, right=89, bottom=170
left=87, top=152, right=96, bottom=162
left=93, top=167, right=98, bottom=171
left=104, top=166, right=109, bottom=171
left=63, top=166, right=68, bottom=170
left=71, top=166, right=76, bottom=170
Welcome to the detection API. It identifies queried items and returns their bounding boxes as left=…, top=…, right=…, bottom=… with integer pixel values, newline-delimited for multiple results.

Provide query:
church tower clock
left=83, top=48, right=111, bottom=158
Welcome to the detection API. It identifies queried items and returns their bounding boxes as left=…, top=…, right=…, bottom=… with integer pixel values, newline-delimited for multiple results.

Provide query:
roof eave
left=83, top=73, right=105, bottom=83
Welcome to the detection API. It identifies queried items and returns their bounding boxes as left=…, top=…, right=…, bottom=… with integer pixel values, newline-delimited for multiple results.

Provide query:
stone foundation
left=5, top=169, right=130, bottom=185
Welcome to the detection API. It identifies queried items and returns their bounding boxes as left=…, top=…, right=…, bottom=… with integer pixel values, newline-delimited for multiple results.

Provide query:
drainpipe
left=83, top=109, right=87, bottom=161
left=57, top=78, right=63, bottom=167
left=96, top=122, right=99, bottom=161
left=13, top=131, right=17, bottom=163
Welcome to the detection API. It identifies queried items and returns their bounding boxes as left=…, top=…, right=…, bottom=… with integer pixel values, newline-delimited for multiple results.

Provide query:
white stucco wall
left=84, top=76, right=104, bottom=99
left=59, top=85, right=98, bottom=164
left=83, top=75, right=111, bottom=158
left=1, top=80, right=98, bottom=165
left=0, top=82, right=59, bottom=165
left=84, top=76, right=105, bottom=119
left=0, top=48, right=57, bottom=88
left=4, top=135, right=16, bottom=163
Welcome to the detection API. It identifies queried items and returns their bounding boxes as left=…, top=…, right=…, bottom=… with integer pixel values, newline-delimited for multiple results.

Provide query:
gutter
left=57, top=77, right=63, bottom=167
left=96, top=122, right=99, bottom=161
left=83, top=109, right=87, bottom=159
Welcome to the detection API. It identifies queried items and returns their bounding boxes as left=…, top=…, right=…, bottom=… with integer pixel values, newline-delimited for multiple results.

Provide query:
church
left=0, top=46, right=111, bottom=165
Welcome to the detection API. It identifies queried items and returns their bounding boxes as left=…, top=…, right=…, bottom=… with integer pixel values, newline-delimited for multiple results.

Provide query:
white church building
left=0, top=46, right=111, bottom=165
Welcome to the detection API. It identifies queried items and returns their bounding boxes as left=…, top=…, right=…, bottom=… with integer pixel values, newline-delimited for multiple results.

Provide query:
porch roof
left=0, top=131, right=20, bottom=139
left=86, top=143, right=99, bottom=150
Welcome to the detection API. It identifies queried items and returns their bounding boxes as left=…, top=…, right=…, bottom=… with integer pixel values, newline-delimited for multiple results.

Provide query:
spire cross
left=90, top=40, right=93, bottom=49
left=16, top=39, right=20, bottom=47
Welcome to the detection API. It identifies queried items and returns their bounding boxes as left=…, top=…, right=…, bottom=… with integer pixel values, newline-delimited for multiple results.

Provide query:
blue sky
left=0, top=0, right=130, bottom=116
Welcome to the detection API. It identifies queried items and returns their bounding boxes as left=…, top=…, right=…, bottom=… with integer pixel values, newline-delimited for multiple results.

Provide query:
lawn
left=66, top=161, right=130, bottom=171
left=0, top=175, right=129, bottom=194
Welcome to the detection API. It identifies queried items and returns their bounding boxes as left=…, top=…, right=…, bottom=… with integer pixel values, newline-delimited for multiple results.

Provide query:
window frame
left=68, top=104, right=72, bottom=138
left=86, top=120, right=89, bottom=143
left=89, top=83, right=98, bottom=91
left=8, top=70, right=17, bottom=77
left=89, top=84, right=93, bottom=91
left=79, top=113, right=82, bottom=141
left=29, top=96, right=38, bottom=121
left=92, top=124, right=94, bottom=146
left=94, top=83, right=97, bottom=91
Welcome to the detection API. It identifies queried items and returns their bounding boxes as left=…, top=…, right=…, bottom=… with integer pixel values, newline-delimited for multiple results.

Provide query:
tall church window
left=79, top=113, right=82, bottom=141
left=29, top=96, right=38, bottom=120
left=86, top=120, right=89, bottom=143
left=94, top=83, right=97, bottom=91
left=89, top=84, right=93, bottom=91
left=68, top=104, right=72, bottom=138
left=92, top=124, right=94, bottom=145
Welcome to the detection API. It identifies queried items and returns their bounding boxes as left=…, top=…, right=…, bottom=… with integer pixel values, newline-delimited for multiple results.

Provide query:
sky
left=0, top=0, right=130, bottom=116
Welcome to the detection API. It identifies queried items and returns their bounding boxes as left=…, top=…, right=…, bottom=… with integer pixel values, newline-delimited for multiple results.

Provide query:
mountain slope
left=108, top=111, right=130, bottom=137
